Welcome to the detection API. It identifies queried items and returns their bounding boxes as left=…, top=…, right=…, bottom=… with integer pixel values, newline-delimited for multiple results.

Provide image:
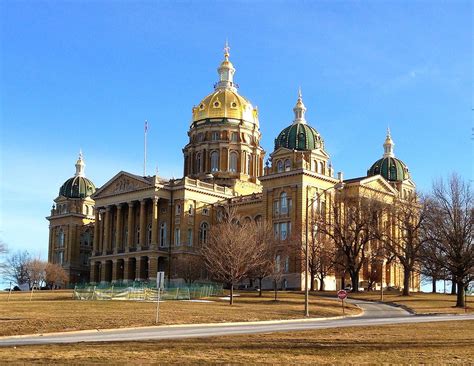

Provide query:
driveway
left=0, top=299, right=472, bottom=346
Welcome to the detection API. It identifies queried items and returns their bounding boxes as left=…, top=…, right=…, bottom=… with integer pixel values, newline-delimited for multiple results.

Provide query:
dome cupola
left=191, top=42, right=259, bottom=126
left=274, top=89, right=324, bottom=151
left=59, top=151, right=96, bottom=198
left=367, top=129, right=410, bottom=182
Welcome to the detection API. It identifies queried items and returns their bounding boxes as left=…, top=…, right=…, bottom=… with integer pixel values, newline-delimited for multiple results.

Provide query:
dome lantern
left=367, top=130, right=410, bottom=182
left=75, top=149, right=85, bottom=177
left=59, top=151, right=96, bottom=198
left=274, top=90, right=323, bottom=151
left=215, top=40, right=237, bottom=92
left=292, top=87, right=307, bottom=124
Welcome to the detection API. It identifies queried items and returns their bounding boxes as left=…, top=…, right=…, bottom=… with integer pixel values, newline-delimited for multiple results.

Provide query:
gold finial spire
left=383, top=127, right=395, bottom=158
left=293, top=87, right=307, bottom=124
left=224, top=39, right=230, bottom=60
left=75, top=149, right=85, bottom=177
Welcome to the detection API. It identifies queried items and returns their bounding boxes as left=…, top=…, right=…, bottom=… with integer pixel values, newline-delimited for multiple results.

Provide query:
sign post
left=337, top=289, right=348, bottom=314
left=155, top=271, right=165, bottom=324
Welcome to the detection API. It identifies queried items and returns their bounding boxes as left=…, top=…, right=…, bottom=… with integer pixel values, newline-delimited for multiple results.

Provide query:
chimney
left=338, top=171, right=344, bottom=182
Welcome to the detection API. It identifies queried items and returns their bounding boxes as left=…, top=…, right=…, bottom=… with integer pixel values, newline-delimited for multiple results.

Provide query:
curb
left=0, top=312, right=363, bottom=341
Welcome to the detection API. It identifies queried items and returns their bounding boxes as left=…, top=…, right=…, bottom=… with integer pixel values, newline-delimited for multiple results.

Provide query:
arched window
left=247, top=154, right=252, bottom=175
left=146, top=223, right=152, bottom=245
left=254, top=215, right=262, bottom=224
left=57, top=229, right=65, bottom=248
left=159, top=222, right=167, bottom=247
left=196, top=153, right=202, bottom=173
left=319, top=162, right=325, bottom=174
left=229, top=151, right=238, bottom=173
left=275, top=254, right=281, bottom=272
left=277, top=160, right=284, bottom=173
left=200, top=222, right=209, bottom=244
left=176, top=204, right=181, bottom=215
left=211, top=151, right=219, bottom=172
left=284, top=159, right=291, bottom=172
left=187, top=228, right=193, bottom=246
left=280, top=192, right=288, bottom=214
left=80, top=229, right=91, bottom=246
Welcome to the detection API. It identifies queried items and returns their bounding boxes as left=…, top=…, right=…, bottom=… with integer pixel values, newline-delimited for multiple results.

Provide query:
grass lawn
left=342, top=290, right=473, bottom=314
left=1, top=321, right=472, bottom=364
left=0, top=290, right=359, bottom=336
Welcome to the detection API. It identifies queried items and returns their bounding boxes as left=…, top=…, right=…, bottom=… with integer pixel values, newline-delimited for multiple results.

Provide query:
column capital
left=105, top=206, right=112, bottom=212
left=116, top=203, right=123, bottom=210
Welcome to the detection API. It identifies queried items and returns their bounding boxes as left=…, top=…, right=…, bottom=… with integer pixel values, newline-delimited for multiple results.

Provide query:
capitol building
left=46, top=45, right=419, bottom=291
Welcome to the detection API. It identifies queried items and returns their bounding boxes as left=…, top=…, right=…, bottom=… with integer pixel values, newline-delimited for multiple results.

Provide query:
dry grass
left=0, top=290, right=358, bottom=336
left=344, top=290, right=473, bottom=314
left=0, top=321, right=472, bottom=364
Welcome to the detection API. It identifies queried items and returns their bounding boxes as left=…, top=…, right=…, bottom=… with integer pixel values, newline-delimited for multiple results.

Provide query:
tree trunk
left=310, top=272, right=315, bottom=291
left=229, top=284, right=234, bottom=305
left=432, top=277, right=437, bottom=293
left=402, top=266, right=411, bottom=296
left=258, top=278, right=262, bottom=297
left=451, top=279, right=457, bottom=294
left=319, top=277, right=325, bottom=292
left=455, top=281, right=465, bottom=308
left=350, top=271, right=359, bottom=292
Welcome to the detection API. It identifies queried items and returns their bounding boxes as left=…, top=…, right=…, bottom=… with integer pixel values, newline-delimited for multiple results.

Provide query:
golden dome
left=192, top=88, right=259, bottom=125
left=191, top=42, right=259, bottom=126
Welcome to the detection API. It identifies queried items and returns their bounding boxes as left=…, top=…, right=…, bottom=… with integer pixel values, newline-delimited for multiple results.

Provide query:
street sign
left=337, top=289, right=348, bottom=300
left=337, top=289, right=348, bottom=314
left=157, top=271, right=165, bottom=290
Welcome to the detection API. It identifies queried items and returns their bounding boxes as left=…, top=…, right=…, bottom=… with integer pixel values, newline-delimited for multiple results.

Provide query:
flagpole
left=144, top=120, right=148, bottom=176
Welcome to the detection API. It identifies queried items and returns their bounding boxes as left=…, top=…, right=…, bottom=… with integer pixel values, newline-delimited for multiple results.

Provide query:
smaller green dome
left=275, top=123, right=323, bottom=151
left=367, top=157, right=409, bottom=182
left=59, top=176, right=96, bottom=198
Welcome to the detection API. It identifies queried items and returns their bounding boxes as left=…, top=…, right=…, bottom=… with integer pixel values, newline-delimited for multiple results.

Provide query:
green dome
left=59, top=176, right=96, bottom=198
left=274, top=123, right=323, bottom=151
left=367, top=157, right=410, bottom=182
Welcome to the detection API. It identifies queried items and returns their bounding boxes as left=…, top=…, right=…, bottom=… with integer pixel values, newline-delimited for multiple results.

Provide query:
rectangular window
left=175, top=228, right=180, bottom=246
left=212, top=131, right=219, bottom=141
left=280, top=222, right=288, bottom=240
left=188, top=229, right=193, bottom=246
left=273, top=223, right=279, bottom=239
left=231, top=132, right=238, bottom=142
left=202, top=208, right=209, bottom=216
left=284, top=256, right=289, bottom=272
left=273, top=201, right=280, bottom=216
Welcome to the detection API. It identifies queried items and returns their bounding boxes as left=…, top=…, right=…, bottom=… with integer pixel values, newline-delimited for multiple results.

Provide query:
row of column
left=91, top=256, right=167, bottom=283
left=92, top=197, right=160, bottom=256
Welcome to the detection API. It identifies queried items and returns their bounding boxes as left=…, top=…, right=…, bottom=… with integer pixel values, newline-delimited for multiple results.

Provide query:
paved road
left=0, top=300, right=472, bottom=347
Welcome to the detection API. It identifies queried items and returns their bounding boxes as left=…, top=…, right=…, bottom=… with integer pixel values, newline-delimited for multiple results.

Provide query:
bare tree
left=27, top=259, right=47, bottom=288
left=419, top=242, right=448, bottom=293
left=305, top=218, right=335, bottom=291
left=423, top=174, right=473, bottom=307
left=365, top=245, right=386, bottom=291
left=380, top=193, right=429, bottom=296
left=248, top=221, right=274, bottom=297
left=0, top=240, right=7, bottom=276
left=4, top=250, right=31, bottom=287
left=318, top=190, right=383, bottom=292
left=45, top=263, right=69, bottom=289
left=174, top=255, right=203, bottom=284
left=201, top=207, right=269, bottom=305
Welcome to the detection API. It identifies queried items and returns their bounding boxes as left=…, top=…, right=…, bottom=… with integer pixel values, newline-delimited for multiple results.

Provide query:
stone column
left=98, top=210, right=104, bottom=254
left=151, top=197, right=159, bottom=247
left=127, top=202, right=134, bottom=250
left=135, top=257, right=143, bottom=281
left=123, top=258, right=130, bottom=283
left=115, top=204, right=123, bottom=252
left=100, top=262, right=106, bottom=283
left=93, top=209, right=100, bottom=255
left=149, top=257, right=158, bottom=281
left=103, top=207, right=111, bottom=254
left=139, top=199, right=147, bottom=247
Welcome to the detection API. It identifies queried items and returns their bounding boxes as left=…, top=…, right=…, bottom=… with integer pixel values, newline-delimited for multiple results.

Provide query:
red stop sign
left=337, top=289, right=348, bottom=300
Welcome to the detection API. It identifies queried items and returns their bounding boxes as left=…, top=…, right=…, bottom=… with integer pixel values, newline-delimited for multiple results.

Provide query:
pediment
left=92, top=171, right=154, bottom=198
left=346, top=175, right=397, bottom=196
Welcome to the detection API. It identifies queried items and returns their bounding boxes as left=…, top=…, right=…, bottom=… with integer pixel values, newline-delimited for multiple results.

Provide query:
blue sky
left=0, top=1, right=472, bottom=263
